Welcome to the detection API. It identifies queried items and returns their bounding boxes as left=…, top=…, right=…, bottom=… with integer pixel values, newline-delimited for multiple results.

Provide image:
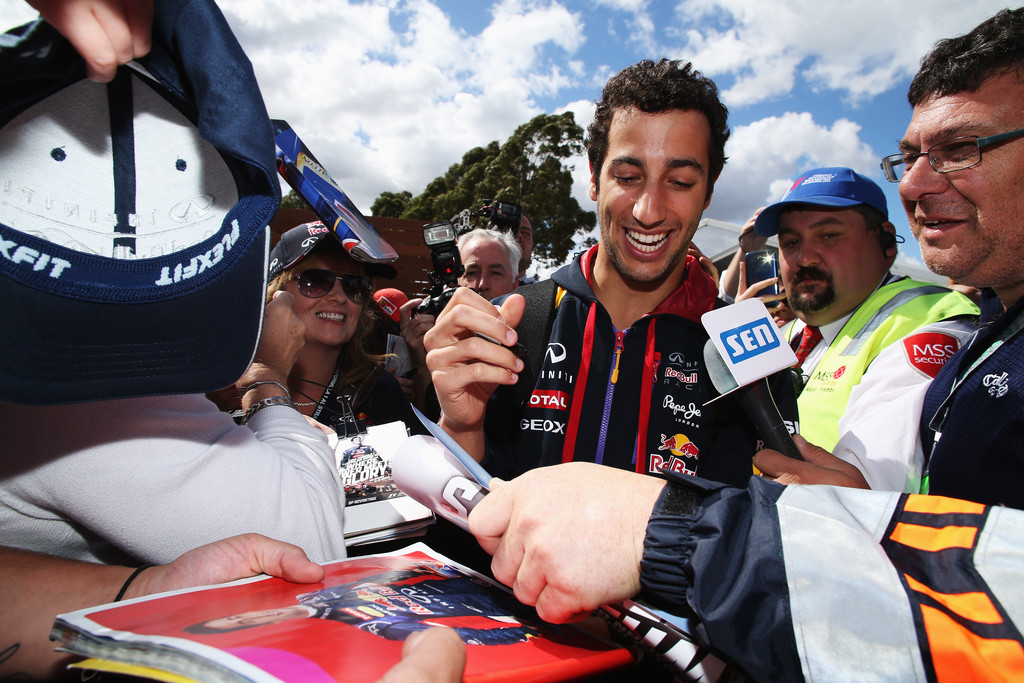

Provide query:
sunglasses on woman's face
left=295, top=269, right=372, bottom=304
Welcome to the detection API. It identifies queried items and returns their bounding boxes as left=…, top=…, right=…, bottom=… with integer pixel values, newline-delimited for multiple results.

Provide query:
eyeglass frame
left=880, top=127, right=1024, bottom=183
left=294, top=269, right=372, bottom=304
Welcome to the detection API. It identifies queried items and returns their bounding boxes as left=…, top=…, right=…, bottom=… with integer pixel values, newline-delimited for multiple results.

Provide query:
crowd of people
left=2, top=0, right=1024, bottom=680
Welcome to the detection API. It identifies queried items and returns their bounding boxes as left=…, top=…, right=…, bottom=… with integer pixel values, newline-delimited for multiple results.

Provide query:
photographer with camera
left=456, top=199, right=524, bottom=300
left=414, top=200, right=525, bottom=316
left=401, top=209, right=524, bottom=418
left=457, top=229, right=521, bottom=301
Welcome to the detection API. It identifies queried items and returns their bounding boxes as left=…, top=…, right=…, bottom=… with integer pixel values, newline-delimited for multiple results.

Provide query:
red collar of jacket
left=578, top=244, right=717, bottom=324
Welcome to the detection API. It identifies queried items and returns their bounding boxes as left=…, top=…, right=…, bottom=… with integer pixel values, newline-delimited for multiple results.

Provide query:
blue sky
left=3, top=0, right=1012, bottom=270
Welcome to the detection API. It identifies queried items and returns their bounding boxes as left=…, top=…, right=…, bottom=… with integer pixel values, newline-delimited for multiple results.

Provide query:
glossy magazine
left=52, top=544, right=633, bottom=682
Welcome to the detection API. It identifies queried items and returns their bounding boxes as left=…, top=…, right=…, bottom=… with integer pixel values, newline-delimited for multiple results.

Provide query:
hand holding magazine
left=51, top=544, right=633, bottom=682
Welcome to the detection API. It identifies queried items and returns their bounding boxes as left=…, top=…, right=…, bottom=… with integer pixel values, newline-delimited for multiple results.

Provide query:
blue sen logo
left=720, top=319, right=780, bottom=362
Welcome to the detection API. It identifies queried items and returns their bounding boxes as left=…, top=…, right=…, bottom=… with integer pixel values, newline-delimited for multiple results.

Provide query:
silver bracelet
left=242, top=395, right=294, bottom=424
left=239, top=380, right=291, bottom=396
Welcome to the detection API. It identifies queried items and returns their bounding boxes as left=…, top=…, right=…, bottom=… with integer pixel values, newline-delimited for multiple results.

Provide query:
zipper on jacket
left=596, top=329, right=627, bottom=464
left=610, top=330, right=626, bottom=384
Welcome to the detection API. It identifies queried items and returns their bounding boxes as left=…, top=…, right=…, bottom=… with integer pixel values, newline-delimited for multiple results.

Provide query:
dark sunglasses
left=295, top=269, right=371, bottom=304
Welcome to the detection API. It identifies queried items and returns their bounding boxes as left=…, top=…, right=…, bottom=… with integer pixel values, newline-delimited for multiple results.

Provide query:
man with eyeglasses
left=758, top=8, right=1024, bottom=510
left=880, top=9, right=1024, bottom=509
left=456, top=9, right=1024, bottom=681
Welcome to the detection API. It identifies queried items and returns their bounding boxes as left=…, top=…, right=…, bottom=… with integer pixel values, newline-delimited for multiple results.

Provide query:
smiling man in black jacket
left=424, top=59, right=794, bottom=485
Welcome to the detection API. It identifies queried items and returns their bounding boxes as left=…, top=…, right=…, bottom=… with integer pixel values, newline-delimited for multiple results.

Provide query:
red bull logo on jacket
left=664, top=367, right=698, bottom=383
left=658, top=433, right=700, bottom=458
left=650, top=433, right=700, bottom=476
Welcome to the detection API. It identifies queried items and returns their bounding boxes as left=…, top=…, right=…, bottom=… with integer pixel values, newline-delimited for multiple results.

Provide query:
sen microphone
left=701, top=299, right=803, bottom=460
left=391, top=435, right=489, bottom=531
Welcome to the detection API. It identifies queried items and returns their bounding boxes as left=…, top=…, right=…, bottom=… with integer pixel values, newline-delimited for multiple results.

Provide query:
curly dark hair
left=908, top=8, right=1024, bottom=106
left=586, top=59, right=730, bottom=199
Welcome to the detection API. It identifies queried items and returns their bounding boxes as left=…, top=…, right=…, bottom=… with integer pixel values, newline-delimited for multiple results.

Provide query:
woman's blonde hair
left=266, top=238, right=384, bottom=385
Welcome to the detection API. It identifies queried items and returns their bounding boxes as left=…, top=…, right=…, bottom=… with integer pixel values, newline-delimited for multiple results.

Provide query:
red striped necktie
left=793, top=325, right=822, bottom=366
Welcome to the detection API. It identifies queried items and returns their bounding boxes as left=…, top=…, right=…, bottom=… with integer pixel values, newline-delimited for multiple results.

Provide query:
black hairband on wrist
left=114, top=564, right=154, bottom=602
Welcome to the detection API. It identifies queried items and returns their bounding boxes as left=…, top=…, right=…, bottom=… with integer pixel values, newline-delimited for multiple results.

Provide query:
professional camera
left=414, top=221, right=464, bottom=317
left=477, top=199, right=523, bottom=234
left=450, top=200, right=523, bottom=236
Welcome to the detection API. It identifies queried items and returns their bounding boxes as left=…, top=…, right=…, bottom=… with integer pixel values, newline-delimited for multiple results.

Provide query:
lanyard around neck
left=311, top=367, right=342, bottom=421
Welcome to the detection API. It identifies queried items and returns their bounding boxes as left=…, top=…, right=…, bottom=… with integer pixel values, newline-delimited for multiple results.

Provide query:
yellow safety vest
left=793, top=279, right=978, bottom=450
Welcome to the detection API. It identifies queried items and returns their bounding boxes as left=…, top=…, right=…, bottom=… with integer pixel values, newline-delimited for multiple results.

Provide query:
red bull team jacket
left=482, top=245, right=797, bottom=485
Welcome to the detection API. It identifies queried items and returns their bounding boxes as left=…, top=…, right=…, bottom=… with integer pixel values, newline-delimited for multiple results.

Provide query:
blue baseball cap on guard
left=753, top=167, right=888, bottom=237
left=0, top=0, right=279, bottom=405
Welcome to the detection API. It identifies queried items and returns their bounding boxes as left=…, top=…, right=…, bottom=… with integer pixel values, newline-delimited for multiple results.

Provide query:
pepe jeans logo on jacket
left=983, top=372, right=1010, bottom=397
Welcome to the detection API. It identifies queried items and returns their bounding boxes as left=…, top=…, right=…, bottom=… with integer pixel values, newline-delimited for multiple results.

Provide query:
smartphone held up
left=743, top=250, right=782, bottom=308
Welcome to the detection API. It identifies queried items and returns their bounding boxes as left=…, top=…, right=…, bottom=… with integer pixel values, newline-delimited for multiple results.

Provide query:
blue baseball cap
left=753, top=167, right=888, bottom=237
left=0, top=0, right=279, bottom=404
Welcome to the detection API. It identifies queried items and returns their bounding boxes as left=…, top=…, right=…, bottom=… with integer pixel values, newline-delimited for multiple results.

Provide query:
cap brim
left=753, top=196, right=865, bottom=236
left=0, top=228, right=270, bottom=404
left=0, top=6, right=279, bottom=405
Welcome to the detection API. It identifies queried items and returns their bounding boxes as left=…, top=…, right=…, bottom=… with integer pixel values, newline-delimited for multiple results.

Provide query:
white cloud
left=211, top=0, right=589, bottom=211
left=669, top=0, right=1012, bottom=107
left=590, top=0, right=657, bottom=54
left=557, top=97, right=596, bottom=195
left=0, top=0, right=591, bottom=215
left=593, top=0, right=647, bottom=10
left=707, top=111, right=879, bottom=223
left=1, top=0, right=1007, bottom=274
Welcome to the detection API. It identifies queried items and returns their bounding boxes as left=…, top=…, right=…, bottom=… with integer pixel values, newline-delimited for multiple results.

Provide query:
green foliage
left=280, top=189, right=312, bottom=210
left=370, top=190, right=413, bottom=218
left=376, top=112, right=596, bottom=265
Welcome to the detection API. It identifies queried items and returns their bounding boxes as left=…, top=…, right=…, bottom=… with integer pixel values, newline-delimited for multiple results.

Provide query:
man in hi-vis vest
left=751, top=168, right=978, bottom=492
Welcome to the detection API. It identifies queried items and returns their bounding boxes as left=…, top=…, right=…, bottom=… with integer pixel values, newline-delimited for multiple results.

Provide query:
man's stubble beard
left=599, top=207, right=694, bottom=287
left=787, top=268, right=836, bottom=315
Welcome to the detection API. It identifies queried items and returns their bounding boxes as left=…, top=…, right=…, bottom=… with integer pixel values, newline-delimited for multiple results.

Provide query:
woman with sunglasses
left=264, top=222, right=421, bottom=434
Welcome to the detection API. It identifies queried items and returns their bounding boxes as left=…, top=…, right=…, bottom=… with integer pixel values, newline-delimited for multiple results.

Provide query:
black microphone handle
left=737, top=378, right=804, bottom=460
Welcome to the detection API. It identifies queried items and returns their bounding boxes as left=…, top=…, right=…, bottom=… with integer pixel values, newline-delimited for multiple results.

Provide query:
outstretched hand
left=400, top=298, right=434, bottom=367
left=737, top=208, right=768, bottom=254
left=735, top=259, right=787, bottom=308
left=126, top=533, right=325, bottom=600
left=469, top=462, right=665, bottom=623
